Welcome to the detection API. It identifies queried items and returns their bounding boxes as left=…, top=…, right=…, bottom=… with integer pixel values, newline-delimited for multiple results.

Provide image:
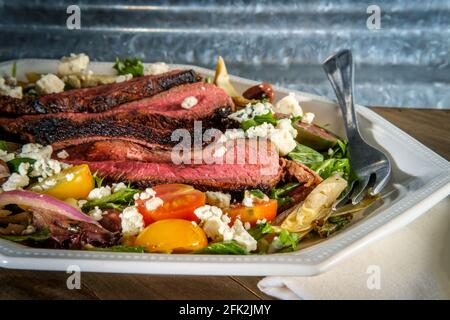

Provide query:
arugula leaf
left=288, top=143, right=324, bottom=166
left=0, top=228, right=50, bottom=242
left=7, top=158, right=35, bottom=173
left=241, top=111, right=277, bottom=130
left=290, top=115, right=302, bottom=124
left=328, top=139, right=348, bottom=159
left=82, top=187, right=139, bottom=211
left=269, top=182, right=301, bottom=207
left=268, top=229, right=300, bottom=252
left=310, top=158, right=350, bottom=180
left=248, top=222, right=274, bottom=241
left=0, top=140, right=8, bottom=151
left=314, top=214, right=352, bottom=238
left=194, top=241, right=247, bottom=255
left=11, top=61, right=17, bottom=78
left=249, top=189, right=266, bottom=199
left=92, top=171, right=104, bottom=188
left=87, top=245, right=146, bottom=253
left=113, top=57, right=144, bottom=76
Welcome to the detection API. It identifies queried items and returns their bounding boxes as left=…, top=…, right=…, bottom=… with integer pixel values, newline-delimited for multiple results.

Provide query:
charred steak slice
left=1, top=82, right=235, bottom=146
left=64, top=139, right=283, bottom=193
left=0, top=69, right=200, bottom=116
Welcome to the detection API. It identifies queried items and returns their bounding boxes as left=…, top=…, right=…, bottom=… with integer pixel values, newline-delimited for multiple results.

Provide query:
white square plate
left=0, top=59, right=449, bottom=276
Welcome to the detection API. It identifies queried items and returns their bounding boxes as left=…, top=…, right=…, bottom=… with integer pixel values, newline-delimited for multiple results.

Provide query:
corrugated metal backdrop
left=0, top=0, right=449, bottom=108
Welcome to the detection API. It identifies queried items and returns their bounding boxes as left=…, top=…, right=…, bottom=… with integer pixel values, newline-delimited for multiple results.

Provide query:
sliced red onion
left=0, top=190, right=99, bottom=225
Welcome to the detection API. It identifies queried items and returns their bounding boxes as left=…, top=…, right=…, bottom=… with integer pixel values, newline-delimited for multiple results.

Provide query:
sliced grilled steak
left=63, top=139, right=283, bottom=193
left=1, top=82, right=235, bottom=146
left=0, top=69, right=200, bottom=116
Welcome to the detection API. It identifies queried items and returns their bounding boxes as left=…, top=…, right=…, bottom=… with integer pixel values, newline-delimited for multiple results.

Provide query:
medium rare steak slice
left=64, top=139, right=283, bottom=193
left=0, top=69, right=200, bottom=115
left=1, top=82, right=235, bottom=146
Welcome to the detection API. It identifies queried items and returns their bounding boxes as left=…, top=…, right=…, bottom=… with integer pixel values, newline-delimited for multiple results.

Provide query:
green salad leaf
left=310, top=158, right=351, bottom=180
left=314, top=214, right=352, bottom=238
left=82, top=186, right=139, bottom=211
left=0, top=228, right=50, bottom=242
left=241, top=111, right=278, bottom=130
left=87, top=245, right=146, bottom=253
left=113, top=57, right=144, bottom=77
left=92, top=171, right=105, bottom=188
left=0, top=140, right=8, bottom=151
left=248, top=222, right=274, bottom=241
left=249, top=189, right=266, bottom=199
left=194, top=241, right=247, bottom=255
left=269, top=182, right=301, bottom=207
left=288, top=143, right=324, bottom=166
left=11, top=61, right=17, bottom=78
left=267, top=229, right=301, bottom=253
left=7, top=158, right=36, bottom=173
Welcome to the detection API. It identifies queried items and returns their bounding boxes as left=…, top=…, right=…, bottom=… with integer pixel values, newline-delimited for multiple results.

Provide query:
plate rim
left=0, top=59, right=449, bottom=276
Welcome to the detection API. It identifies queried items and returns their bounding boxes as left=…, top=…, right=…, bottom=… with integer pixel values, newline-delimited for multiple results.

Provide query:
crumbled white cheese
left=18, top=143, right=53, bottom=160
left=36, top=74, right=65, bottom=95
left=181, top=96, right=198, bottom=109
left=269, top=126, right=298, bottom=156
left=194, top=205, right=257, bottom=252
left=17, top=162, right=30, bottom=176
left=58, top=53, right=90, bottom=75
left=256, top=218, right=267, bottom=225
left=228, top=102, right=273, bottom=123
left=89, top=206, right=103, bottom=221
left=77, top=199, right=88, bottom=209
left=144, top=196, right=164, bottom=211
left=244, top=222, right=251, bottom=230
left=0, top=149, right=15, bottom=162
left=231, top=219, right=257, bottom=252
left=246, top=120, right=297, bottom=156
left=115, top=73, right=133, bottom=83
left=246, top=122, right=275, bottom=139
left=276, top=118, right=298, bottom=138
left=0, top=77, right=22, bottom=99
left=120, top=206, right=145, bottom=236
left=87, top=186, right=112, bottom=200
left=30, top=159, right=61, bottom=178
left=56, top=150, right=69, bottom=159
left=242, top=194, right=253, bottom=207
left=112, top=182, right=127, bottom=193
left=274, top=93, right=303, bottom=117
left=134, top=187, right=156, bottom=201
left=2, top=173, right=30, bottom=191
left=205, top=191, right=231, bottom=209
left=65, top=173, right=74, bottom=181
left=144, top=62, right=169, bottom=76
left=212, top=145, right=227, bottom=158
left=21, top=225, right=36, bottom=235
left=225, top=129, right=246, bottom=140
left=302, top=112, right=315, bottom=124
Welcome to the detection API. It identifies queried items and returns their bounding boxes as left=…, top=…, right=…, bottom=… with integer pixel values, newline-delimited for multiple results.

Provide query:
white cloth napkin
left=258, top=197, right=450, bottom=300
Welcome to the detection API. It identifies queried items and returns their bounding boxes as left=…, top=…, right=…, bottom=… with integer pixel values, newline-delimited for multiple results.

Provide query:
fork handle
left=322, top=49, right=360, bottom=142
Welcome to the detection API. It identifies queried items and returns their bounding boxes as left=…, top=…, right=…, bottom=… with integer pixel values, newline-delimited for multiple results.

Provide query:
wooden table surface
left=0, top=108, right=449, bottom=300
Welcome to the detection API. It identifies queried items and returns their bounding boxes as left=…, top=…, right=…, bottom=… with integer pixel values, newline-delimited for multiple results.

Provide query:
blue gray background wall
left=0, top=0, right=449, bottom=108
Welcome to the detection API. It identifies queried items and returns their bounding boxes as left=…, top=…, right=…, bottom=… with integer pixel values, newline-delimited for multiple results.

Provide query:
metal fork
left=323, top=49, right=391, bottom=208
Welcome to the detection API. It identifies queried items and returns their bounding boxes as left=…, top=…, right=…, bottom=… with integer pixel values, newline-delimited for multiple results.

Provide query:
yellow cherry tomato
left=135, top=219, right=208, bottom=253
left=31, top=164, right=94, bottom=200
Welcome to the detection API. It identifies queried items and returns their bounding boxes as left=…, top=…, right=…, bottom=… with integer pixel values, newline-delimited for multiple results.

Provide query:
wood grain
left=0, top=108, right=448, bottom=300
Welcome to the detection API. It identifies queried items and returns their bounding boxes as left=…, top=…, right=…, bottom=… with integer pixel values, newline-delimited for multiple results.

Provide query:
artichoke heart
left=281, top=174, right=348, bottom=232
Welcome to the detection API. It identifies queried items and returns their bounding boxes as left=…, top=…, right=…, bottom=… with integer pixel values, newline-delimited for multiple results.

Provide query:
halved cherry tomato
left=225, top=199, right=278, bottom=226
left=136, top=184, right=205, bottom=225
left=30, top=164, right=94, bottom=200
left=135, top=219, right=208, bottom=253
